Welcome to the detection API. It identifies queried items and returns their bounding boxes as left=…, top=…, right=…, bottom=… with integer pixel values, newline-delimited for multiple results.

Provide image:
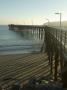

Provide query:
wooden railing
left=45, top=26, right=67, bottom=87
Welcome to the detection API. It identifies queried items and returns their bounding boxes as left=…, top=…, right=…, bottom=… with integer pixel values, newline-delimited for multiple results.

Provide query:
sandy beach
left=0, top=53, right=49, bottom=89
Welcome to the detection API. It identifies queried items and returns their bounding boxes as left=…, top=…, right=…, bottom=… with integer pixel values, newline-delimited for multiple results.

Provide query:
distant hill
left=44, top=21, right=67, bottom=28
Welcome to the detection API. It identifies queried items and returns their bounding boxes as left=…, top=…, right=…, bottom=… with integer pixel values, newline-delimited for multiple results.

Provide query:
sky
left=0, top=0, right=67, bottom=25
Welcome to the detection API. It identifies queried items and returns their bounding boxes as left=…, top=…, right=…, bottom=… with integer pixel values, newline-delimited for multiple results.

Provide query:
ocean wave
left=0, top=43, right=42, bottom=47
left=0, top=44, right=42, bottom=51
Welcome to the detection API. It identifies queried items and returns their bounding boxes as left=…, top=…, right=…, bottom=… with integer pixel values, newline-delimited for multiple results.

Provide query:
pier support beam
left=54, top=48, right=59, bottom=81
left=39, top=28, right=41, bottom=39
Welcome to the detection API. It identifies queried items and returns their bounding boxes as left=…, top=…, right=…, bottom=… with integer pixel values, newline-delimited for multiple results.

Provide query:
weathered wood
left=45, top=26, right=67, bottom=88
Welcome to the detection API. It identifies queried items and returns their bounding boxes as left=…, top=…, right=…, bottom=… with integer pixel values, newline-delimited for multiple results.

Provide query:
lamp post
left=55, top=12, right=62, bottom=27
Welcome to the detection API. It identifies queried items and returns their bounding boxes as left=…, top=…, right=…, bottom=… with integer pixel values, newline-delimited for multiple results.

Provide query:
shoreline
left=0, top=50, right=40, bottom=55
left=0, top=50, right=41, bottom=56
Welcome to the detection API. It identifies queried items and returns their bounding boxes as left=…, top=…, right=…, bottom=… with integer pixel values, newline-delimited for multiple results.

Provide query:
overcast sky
left=0, top=0, right=67, bottom=25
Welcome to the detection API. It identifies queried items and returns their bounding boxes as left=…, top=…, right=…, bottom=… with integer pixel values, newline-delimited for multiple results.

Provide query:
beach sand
left=0, top=53, right=49, bottom=89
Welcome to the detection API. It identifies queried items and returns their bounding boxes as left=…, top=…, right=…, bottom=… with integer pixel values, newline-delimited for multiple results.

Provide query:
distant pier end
left=8, top=24, right=15, bottom=30
left=8, top=24, right=46, bottom=31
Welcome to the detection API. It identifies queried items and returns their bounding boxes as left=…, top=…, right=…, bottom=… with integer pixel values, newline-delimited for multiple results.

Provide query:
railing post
left=45, top=29, right=53, bottom=75
left=50, top=35, right=54, bottom=75
left=53, top=29, right=59, bottom=81
left=60, top=30, right=64, bottom=72
left=64, top=32, right=66, bottom=52
left=54, top=48, right=59, bottom=81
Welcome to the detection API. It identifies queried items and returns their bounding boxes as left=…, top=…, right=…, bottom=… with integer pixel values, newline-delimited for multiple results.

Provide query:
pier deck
left=0, top=53, right=50, bottom=89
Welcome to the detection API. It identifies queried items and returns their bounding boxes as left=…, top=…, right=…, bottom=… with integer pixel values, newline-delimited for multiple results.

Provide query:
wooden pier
left=1, top=25, right=67, bottom=89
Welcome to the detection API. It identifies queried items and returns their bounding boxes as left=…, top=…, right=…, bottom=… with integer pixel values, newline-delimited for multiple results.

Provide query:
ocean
left=0, top=25, right=44, bottom=55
